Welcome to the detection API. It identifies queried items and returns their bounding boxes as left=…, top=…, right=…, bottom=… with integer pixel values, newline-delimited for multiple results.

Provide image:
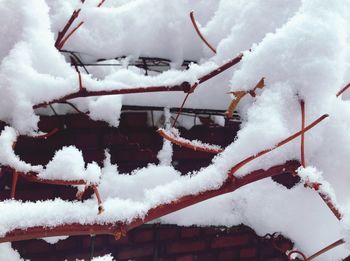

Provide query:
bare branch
left=228, top=114, right=328, bottom=179
left=190, top=11, right=216, bottom=54
left=158, top=128, right=223, bottom=154
left=336, top=82, right=350, bottom=97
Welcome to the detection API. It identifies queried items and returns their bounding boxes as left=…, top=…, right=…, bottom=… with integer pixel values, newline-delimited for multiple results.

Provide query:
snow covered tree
left=0, top=0, right=349, bottom=260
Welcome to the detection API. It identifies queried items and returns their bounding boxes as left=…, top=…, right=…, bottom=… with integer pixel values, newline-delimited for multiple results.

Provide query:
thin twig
left=56, top=0, right=107, bottom=50
left=58, top=101, right=88, bottom=116
left=336, top=82, right=350, bottom=97
left=157, top=129, right=223, bottom=154
left=71, top=56, right=84, bottom=92
left=57, top=21, right=84, bottom=50
left=288, top=238, right=345, bottom=260
left=10, top=171, right=18, bottom=199
left=33, top=82, right=192, bottom=109
left=55, top=9, right=82, bottom=49
left=197, top=53, right=243, bottom=86
left=300, top=100, right=305, bottom=167
left=30, top=128, right=60, bottom=139
left=299, top=101, right=342, bottom=220
left=172, top=53, right=243, bottom=126
left=33, top=54, right=242, bottom=109
left=317, top=191, right=342, bottom=220
left=7, top=171, right=102, bottom=214
left=92, top=185, right=104, bottom=214
left=14, top=171, right=86, bottom=186
left=172, top=92, right=191, bottom=127
left=228, top=114, right=328, bottom=178
left=190, top=11, right=216, bottom=54
left=306, top=238, right=344, bottom=260
left=97, top=0, right=106, bottom=7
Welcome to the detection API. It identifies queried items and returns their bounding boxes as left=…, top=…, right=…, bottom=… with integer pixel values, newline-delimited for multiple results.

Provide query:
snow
left=0, top=243, right=23, bottom=261
left=91, top=254, right=114, bottom=261
left=41, top=236, right=69, bottom=244
left=88, top=95, right=122, bottom=127
left=38, top=146, right=101, bottom=183
left=0, top=0, right=350, bottom=260
left=157, top=108, right=173, bottom=166
left=0, top=126, right=42, bottom=172
left=76, top=253, right=114, bottom=261
left=99, top=153, right=181, bottom=201
left=297, top=166, right=338, bottom=205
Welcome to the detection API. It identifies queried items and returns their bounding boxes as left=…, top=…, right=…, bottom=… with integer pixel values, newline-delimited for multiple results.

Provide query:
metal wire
left=60, top=50, right=196, bottom=75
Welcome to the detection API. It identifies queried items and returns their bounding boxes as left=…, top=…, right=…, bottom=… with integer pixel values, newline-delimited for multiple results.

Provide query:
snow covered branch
left=1, top=0, right=350, bottom=259
left=0, top=161, right=299, bottom=243
left=33, top=53, right=243, bottom=109
left=157, top=128, right=223, bottom=154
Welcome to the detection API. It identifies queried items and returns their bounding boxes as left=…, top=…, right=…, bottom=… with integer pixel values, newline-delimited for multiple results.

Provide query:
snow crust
left=0, top=0, right=350, bottom=260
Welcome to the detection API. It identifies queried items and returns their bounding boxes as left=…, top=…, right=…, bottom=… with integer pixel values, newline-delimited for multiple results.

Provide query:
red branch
left=97, top=0, right=106, bottom=7
left=33, top=53, right=243, bottom=109
left=300, top=100, right=305, bottom=167
left=164, top=110, right=342, bottom=220
left=288, top=238, right=345, bottom=261
left=299, top=101, right=342, bottom=220
left=5, top=111, right=339, bottom=252
left=10, top=170, right=18, bottom=199
left=33, top=82, right=192, bottom=109
left=228, top=114, right=329, bottom=178
left=0, top=223, right=125, bottom=243
left=55, top=9, right=81, bottom=49
left=57, top=21, right=84, bottom=50
left=190, top=11, right=216, bottom=54
left=304, top=180, right=342, bottom=220
left=157, top=129, right=223, bottom=154
left=305, top=238, right=345, bottom=260
left=285, top=102, right=343, bottom=260
left=336, top=82, right=350, bottom=97
left=14, top=171, right=86, bottom=186
left=197, top=53, right=243, bottom=86
left=31, top=128, right=60, bottom=139
left=92, top=185, right=104, bottom=214
left=56, top=0, right=107, bottom=50
left=318, top=192, right=342, bottom=220
left=172, top=92, right=191, bottom=127
left=0, top=161, right=299, bottom=243
left=172, top=53, right=243, bottom=126
left=6, top=170, right=103, bottom=214
left=162, top=109, right=342, bottom=220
